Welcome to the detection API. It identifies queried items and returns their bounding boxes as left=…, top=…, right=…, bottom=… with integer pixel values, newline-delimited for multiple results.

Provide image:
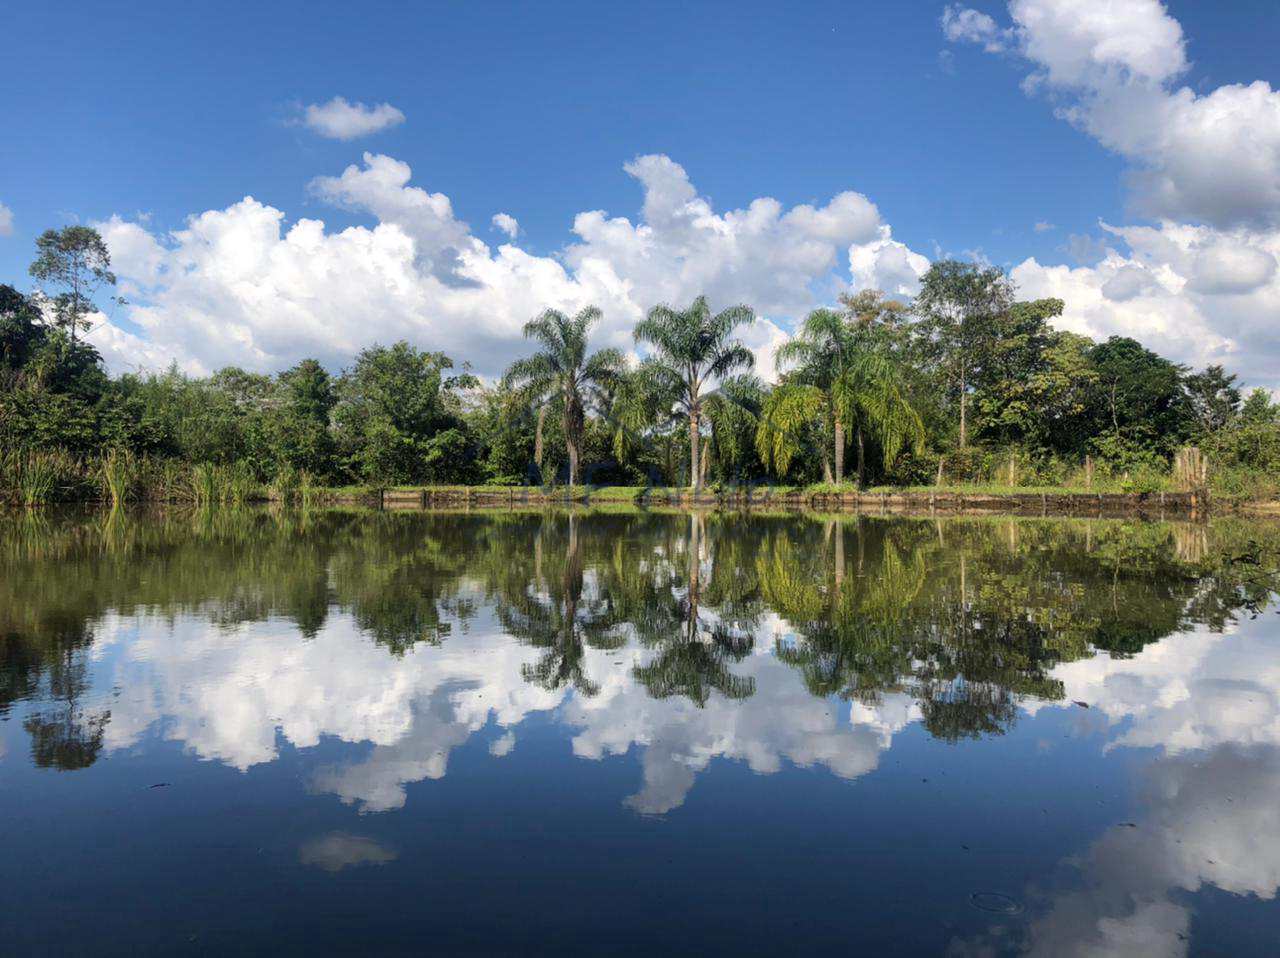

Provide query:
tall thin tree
left=503, top=307, right=625, bottom=487
left=633, top=295, right=755, bottom=492
left=912, top=261, right=1014, bottom=448
left=29, top=226, right=118, bottom=346
left=775, top=308, right=857, bottom=483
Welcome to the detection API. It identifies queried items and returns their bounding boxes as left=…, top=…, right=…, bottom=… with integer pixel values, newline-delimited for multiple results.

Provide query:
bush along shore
left=5, top=227, right=1280, bottom=510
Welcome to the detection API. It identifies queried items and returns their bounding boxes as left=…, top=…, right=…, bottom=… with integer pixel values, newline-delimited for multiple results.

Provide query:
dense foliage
left=3, top=229, right=1279, bottom=501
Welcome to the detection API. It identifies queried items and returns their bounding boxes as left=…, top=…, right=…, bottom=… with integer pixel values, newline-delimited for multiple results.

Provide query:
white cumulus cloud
left=92, top=153, right=915, bottom=380
left=299, top=96, right=405, bottom=140
left=0, top=202, right=13, bottom=236
left=943, top=0, right=1280, bottom=389
left=945, top=0, right=1280, bottom=231
left=491, top=213, right=519, bottom=239
left=940, top=4, right=1013, bottom=53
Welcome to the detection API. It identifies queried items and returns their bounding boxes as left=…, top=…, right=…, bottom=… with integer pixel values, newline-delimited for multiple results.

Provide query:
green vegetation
left=4, top=228, right=1279, bottom=504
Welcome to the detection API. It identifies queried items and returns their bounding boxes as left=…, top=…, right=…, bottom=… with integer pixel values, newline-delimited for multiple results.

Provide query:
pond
left=2, top=508, right=1279, bottom=955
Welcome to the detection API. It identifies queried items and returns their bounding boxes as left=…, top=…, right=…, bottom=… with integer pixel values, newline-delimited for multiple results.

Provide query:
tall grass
left=100, top=449, right=136, bottom=505
left=19, top=455, right=59, bottom=505
left=0, top=450, right=272, bottom=507
left=272, top=463, right=299, bottom=503
left=227, top=462, right=257, bottom=504
left=298, top=470, right=318, bottom=507
left=190, top=463, right=218, bottom=505
left=157, top=460, right=192, bottom=502
left=3, top=450, right=81, bottom=505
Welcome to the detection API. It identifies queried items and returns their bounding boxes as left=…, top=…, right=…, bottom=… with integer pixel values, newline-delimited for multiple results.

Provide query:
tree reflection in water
left=0, top=506, right=1275, bottom=772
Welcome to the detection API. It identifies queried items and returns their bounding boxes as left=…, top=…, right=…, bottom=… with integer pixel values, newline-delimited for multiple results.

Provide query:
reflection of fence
left=1172, top=524, right=1209, bottom=564
left=1173, top=446, right=1209, bottom=492
left=361, top=485, right=1212, bottom=515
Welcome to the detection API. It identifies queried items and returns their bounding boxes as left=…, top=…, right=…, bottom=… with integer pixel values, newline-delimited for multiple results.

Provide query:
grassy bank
left=4, top=451, right=1275, bottom=515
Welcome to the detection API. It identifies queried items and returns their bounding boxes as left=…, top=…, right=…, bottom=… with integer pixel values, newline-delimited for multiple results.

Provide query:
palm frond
left=756, top=383, right=824, bottom=475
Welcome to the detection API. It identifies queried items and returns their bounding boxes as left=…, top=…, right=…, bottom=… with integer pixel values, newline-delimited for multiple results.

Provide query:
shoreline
left=12, top=486, right=1280, bottom=519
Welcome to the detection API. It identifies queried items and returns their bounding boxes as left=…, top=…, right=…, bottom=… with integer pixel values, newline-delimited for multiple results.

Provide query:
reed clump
left=2, top=449, right=82, bottom=505
left=272, top=463, right=299, bottom=503
left=99, top=449, right=137, bottom=505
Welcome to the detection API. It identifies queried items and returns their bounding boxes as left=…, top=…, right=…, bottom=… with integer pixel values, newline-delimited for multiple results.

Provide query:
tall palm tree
left=504, top=307, right=625, bottom=487
left=701, top=374, right=765, bottom=485
left=756, top=381, right=828, bottom=480
left=765, top=308, right=926, bottom=486
left=633, top=295, right=755, bottom=492
left=834, top=352, right=927, bottom=486
left=775, top=308, right=856, bottom=482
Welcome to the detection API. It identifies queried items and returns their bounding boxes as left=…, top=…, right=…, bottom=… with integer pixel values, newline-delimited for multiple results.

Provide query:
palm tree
left=775, top=308, right=856, bottom=482
left=756, top=381, right=827, bottom=480
left=504, top=307, right=625, bottom=487
left=765, top=307, right=926, bottom=486
left=701, top=374, right=765, bottom=485
left=633, top=295, right=755, bottom=492
left=834, top=352, right=927, bottom=486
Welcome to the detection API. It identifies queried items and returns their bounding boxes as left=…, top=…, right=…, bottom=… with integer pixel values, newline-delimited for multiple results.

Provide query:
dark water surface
left=3, top=508, right=1279, bottom=956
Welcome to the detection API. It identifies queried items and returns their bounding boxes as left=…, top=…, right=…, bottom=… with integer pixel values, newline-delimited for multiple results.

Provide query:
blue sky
left=2, top=0, right=1279, bottom=387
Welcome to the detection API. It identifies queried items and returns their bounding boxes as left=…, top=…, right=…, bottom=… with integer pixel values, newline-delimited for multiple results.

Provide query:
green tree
left=775, top=308, right=858, bottom=482
left=1185, top=364, right=1241, bottom=436
left=764, top=307, right=924, bottom=485
left=633, top=295, right=756, bottom=491
left=271, top=359, right=337, bottom=476
left=1240, top=388, right=1279, bottom=425
left=967, top=298, right=1091, bottom=452
left=1087, top=336, right=1191, bottom=456
left=503, top=307, right=625, bottom=487
left=28, top=226, right=119, bottom=346
left=702, top=374, right=766, bottom=483
left=334, top=342, right=476, bottom=484
left=912, top=261, right=1015, bottom=448
left=839, top=288, right=911, bottom=354
left=756, top=381, right=827, bottom=479
left=0, top=284, right=47, bottom=372
left=471, top=382, right=538, bottom=484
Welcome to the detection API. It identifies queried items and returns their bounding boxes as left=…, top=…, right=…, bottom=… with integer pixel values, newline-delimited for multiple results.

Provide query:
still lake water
left=2, top=507, right=1279, bottom=956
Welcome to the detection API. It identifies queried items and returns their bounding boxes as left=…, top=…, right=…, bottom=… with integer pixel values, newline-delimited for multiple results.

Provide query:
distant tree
left=702, top=374, right=766, bottom=483
left=912, top=261, right=1015, bottom=447
left=1185, top=364, right=1241, bottom=435
left=1240, top=387, right=1279, bottom=425
left=471, top=382, right=538, bottom=484
left=599, top=365, right=667, bottom=478
left=1087, top=336, right=1191, bottom=454
left=759, top=351, right=923, bottom=485
left=278, top=359, right=336, bottom=423
left=839, top=288, right=910, bottom=350
left=28, top=226, right=119, bottom=346
left=767, top=306, right=924, bottom=485
left=968, top=298, right=1079, bottom=450
left=634, top=295, right=755, bottom=491
left=503, top=307, right=625, bottom=487
left=755, top=381, right=826, bottom=479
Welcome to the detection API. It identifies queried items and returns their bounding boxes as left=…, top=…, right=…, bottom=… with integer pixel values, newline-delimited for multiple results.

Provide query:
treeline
left=2, top=226, right=1279, bottom=502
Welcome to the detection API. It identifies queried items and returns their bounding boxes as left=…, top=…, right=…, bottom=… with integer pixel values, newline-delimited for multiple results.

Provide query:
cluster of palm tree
left=502, top=291, right=925, bottom=490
